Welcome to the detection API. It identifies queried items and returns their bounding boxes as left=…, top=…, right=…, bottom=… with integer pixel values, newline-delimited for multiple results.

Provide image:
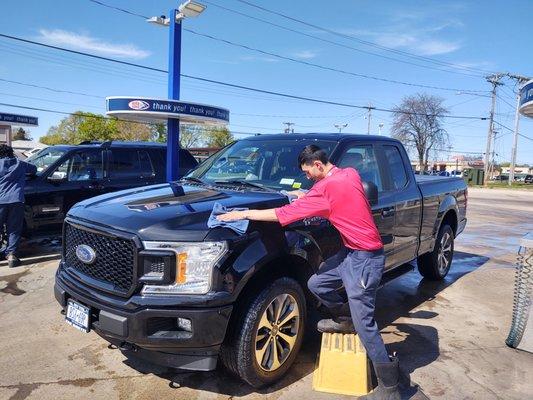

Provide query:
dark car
left=525, top=174, right=533, bottom=184
left=23, top=141, right=198, bottom=231
left=54, top=134, right=467, bottom=387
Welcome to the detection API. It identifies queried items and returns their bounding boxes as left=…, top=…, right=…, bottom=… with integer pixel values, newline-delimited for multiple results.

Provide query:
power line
left=201, top=0, right=483, bottom=78
left=234, top=0, right=497, bottom=76
left=185, top=28, right=482, bottom=93
left=81, top=0, right=482, bottom=92
left=0, top=34, right=488, bottom=119
left=87, top=0, right=148, bottom=19
left=0, top=77, right=102, bottom=99
left=82, top=1, right=487, bottom=92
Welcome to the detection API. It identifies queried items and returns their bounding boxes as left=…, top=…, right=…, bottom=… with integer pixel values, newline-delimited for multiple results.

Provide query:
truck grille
left=64, top=223, right=136, bottom=295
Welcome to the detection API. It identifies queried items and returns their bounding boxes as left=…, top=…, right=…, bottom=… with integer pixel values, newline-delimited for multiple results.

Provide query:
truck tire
left=417, top=224, right=454, bottom=280
left=220, top=277, right=306, bottom=388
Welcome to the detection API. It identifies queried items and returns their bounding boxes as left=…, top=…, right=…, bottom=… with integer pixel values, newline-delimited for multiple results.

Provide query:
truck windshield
left=26, top=148, right=68, bottom=175
left=188, top=138, right=337, bottom=190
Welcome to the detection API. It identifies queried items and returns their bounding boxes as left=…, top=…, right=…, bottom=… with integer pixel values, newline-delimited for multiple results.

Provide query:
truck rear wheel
left=220, top=277, right=306, bottom=388
left=417, top=224, right=454, bottom=280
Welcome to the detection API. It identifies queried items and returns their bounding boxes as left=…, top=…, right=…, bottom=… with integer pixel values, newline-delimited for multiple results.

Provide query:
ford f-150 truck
left=54, top=133, right=467, bottom=387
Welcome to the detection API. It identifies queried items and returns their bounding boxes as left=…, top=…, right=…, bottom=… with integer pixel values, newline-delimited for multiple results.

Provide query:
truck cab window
left=69, top=151, right=103, bottom=181
left=338, top=145, right=382, bottom=191
left=110, top=149, right=142, bottom=179
left=384, top=145, right=408, bottom=190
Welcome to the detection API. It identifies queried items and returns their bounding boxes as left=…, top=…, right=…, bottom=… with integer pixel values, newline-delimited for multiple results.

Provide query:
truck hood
left=67, top=182, right=288, bottom=241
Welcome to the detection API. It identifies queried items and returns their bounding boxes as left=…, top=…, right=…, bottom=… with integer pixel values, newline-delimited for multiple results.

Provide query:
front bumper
left=55, top=270, right=233, bottom=371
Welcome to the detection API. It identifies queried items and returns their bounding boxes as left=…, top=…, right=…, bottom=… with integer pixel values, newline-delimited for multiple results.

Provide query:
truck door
left=336, top=142, right=395, bottom=269
left=380, top=144, right=422, bottom=267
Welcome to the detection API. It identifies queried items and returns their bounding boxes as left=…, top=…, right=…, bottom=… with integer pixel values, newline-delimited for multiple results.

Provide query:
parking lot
left=0, top=187, right=532, bottom=400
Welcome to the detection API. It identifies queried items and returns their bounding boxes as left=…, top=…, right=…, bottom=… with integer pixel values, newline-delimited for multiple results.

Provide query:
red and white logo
left=128, top=100, right=150, bottom=110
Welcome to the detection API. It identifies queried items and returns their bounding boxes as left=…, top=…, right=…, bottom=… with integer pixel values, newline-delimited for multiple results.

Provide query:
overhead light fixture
left=178, top=0, right=206, bottom=18
left=146, top=15, right=170, bottom=26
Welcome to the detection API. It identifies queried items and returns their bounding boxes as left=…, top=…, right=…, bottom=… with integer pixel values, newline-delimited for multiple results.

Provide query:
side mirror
left=363, top=181, right=378, bottom=206
left=47, top=171, right=67, bottom=182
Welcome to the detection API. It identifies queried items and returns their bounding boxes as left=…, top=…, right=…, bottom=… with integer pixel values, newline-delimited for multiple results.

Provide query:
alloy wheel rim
left=438, top=232, right=453, bottom=275
left=255, top=293, right=300, bottom=372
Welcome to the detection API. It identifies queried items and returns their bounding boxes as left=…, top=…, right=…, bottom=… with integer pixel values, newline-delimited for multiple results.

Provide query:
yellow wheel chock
left=312, top=332, right=371, bottom=396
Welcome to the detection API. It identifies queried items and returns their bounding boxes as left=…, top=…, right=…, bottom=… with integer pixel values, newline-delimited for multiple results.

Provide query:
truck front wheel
left=417, top=224, right=454, bottom=280
left=220, top=277, right=306, bottom=388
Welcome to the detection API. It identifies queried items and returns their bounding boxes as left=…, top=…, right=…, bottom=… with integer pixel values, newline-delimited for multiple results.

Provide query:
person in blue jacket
left=0, top=144, right=37, bottom=268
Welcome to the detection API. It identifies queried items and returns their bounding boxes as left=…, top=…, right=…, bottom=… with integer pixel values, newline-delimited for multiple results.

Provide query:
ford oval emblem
left=76, top=245, right=97, bottom=264
left=128, top=100, right=150, bottom=111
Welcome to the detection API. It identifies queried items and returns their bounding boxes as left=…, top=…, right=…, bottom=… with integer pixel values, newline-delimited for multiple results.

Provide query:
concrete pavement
left=0, top=187, right=532, bottom=399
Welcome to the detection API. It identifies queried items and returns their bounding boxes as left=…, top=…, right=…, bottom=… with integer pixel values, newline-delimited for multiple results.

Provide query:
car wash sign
left=106, top=97, right=229, bottom=125
left=0, top=112, right=38, bottom=126
left=519, top=80, right=533, bottom=118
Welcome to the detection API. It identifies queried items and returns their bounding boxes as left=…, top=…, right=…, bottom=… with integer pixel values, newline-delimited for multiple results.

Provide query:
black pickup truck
left=54, top=134, right=467, bottom=387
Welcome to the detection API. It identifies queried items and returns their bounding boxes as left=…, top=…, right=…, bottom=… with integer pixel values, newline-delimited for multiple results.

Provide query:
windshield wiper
left=180, top=176, right=206, bottom=184
left=214, top=179, right=277, bottom=192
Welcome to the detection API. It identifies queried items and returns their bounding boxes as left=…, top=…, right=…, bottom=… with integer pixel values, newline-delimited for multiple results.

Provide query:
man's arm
left=217, top=208, right=278, bottom=222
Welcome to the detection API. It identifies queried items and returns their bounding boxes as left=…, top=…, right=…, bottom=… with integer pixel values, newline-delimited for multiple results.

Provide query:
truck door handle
left=381, top=207, right=395, bottom=218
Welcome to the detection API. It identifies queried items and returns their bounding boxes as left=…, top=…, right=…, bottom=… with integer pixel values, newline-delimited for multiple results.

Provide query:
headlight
left=141, top=241, right=227, bottom=295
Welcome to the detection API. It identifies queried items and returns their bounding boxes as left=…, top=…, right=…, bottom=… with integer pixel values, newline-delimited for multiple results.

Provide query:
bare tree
left=391, top=93, right=449, bottom=173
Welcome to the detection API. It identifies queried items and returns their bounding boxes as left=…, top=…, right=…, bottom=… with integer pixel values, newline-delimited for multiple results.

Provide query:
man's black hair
left=298, top=145, right=329, bottom=167
left=0, top=144, right=14, bottom=159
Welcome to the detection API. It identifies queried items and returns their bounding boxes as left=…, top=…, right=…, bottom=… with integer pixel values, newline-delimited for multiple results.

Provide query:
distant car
left=23, top=141, right=198, bottom=232
left=525, top=174, right=533, bottom=184
left=492, top=175, right=509, bottom=181
left=23, top=147, right=47, bottom=158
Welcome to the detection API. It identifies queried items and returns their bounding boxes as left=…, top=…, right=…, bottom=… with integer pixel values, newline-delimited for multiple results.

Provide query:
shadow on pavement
left=114, top=251, right=489, bottom=398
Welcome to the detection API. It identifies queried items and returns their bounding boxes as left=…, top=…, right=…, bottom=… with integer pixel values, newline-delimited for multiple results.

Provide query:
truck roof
left=48, top=141, right=167, bottom=150
left=243, top=132, right=401, bottom=143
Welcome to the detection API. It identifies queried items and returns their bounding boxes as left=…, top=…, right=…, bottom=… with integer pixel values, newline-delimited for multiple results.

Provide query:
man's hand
left=286, top=190, right=307, bottom=199
left=217, top=210, right=248, bottom=222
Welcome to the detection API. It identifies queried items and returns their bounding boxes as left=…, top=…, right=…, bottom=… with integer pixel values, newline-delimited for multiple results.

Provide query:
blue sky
left=1, top=0, right=532, bottom=164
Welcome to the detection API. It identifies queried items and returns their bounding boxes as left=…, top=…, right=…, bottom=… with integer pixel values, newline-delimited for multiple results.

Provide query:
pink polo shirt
left=275, top=166, right=383, bottom=251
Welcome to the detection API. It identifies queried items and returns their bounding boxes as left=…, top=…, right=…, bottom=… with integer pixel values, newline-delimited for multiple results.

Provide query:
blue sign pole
left=167, top=8, right=182, bottom=182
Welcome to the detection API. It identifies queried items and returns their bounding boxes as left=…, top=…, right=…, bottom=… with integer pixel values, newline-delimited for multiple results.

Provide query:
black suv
left=24, top=141, right=197, bottom=231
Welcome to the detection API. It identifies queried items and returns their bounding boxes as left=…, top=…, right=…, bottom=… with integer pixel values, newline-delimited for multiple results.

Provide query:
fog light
left=177, top=317, right=192, bottom=332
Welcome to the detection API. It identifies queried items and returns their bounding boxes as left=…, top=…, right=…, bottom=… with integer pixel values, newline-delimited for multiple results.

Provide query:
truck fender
left=228, top=229, right=322, bottom=300
left=431, top=195, right=459, bottom=249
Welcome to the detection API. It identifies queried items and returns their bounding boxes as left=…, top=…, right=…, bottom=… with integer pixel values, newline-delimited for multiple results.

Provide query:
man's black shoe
left=317, top=317, right=356, bottom=333
left=7, top=254, right=20, bottom=268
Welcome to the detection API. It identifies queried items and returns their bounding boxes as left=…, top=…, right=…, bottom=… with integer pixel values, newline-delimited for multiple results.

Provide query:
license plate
left=66, top=299, right=90, bottom=333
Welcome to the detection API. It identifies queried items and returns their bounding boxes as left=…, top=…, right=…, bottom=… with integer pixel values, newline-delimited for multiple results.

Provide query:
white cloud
left=37, top=29, right=150, bottom=59
left=291, top=50, right=318, bottom=60
left=415, top=40, right=461, bottom=56
left=240, top=55, right=280, bottom=63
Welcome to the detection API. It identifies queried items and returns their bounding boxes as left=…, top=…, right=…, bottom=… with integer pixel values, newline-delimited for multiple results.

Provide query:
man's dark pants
left=308, top=246, right=389, bottom=363
left=0, top=202, right=25, bottom=256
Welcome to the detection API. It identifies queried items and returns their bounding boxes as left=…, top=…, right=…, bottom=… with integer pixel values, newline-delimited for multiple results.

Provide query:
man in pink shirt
left=218, top=145, right=400, bottom=400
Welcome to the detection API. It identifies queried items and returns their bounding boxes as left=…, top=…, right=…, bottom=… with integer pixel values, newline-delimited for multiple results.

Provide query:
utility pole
left=334, top=123, right=348, bottom=133
left=507, top=73, right=530, bottom=185
left=483, top=74, right=503, bottom=185
left=365, top=103, right=374, bottom=134
left=283, top=122, right=295, bottom=134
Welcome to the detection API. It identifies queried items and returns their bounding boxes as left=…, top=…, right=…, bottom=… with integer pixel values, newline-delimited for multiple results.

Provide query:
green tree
left=205, top=127, right=234, bottom=148
left=13, top=127, right=32, bottom=141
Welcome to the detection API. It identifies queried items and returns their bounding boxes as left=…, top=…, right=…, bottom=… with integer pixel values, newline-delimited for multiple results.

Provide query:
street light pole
left=334, top=123, right=348, bottom=133
left=167, top=8, right=182, bottom=182
left=147, top=1, right=206, bottom=182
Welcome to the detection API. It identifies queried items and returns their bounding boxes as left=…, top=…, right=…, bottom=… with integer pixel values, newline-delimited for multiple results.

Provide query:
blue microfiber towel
left=208, top=202, right=250, bottom=235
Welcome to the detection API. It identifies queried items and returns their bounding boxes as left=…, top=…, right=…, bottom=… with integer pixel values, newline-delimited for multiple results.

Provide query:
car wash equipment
left=506, top=232, right=533, bottom=353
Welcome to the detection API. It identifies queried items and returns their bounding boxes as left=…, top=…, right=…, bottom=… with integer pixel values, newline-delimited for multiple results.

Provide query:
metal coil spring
left=506, top=246, right=533, bottom=348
